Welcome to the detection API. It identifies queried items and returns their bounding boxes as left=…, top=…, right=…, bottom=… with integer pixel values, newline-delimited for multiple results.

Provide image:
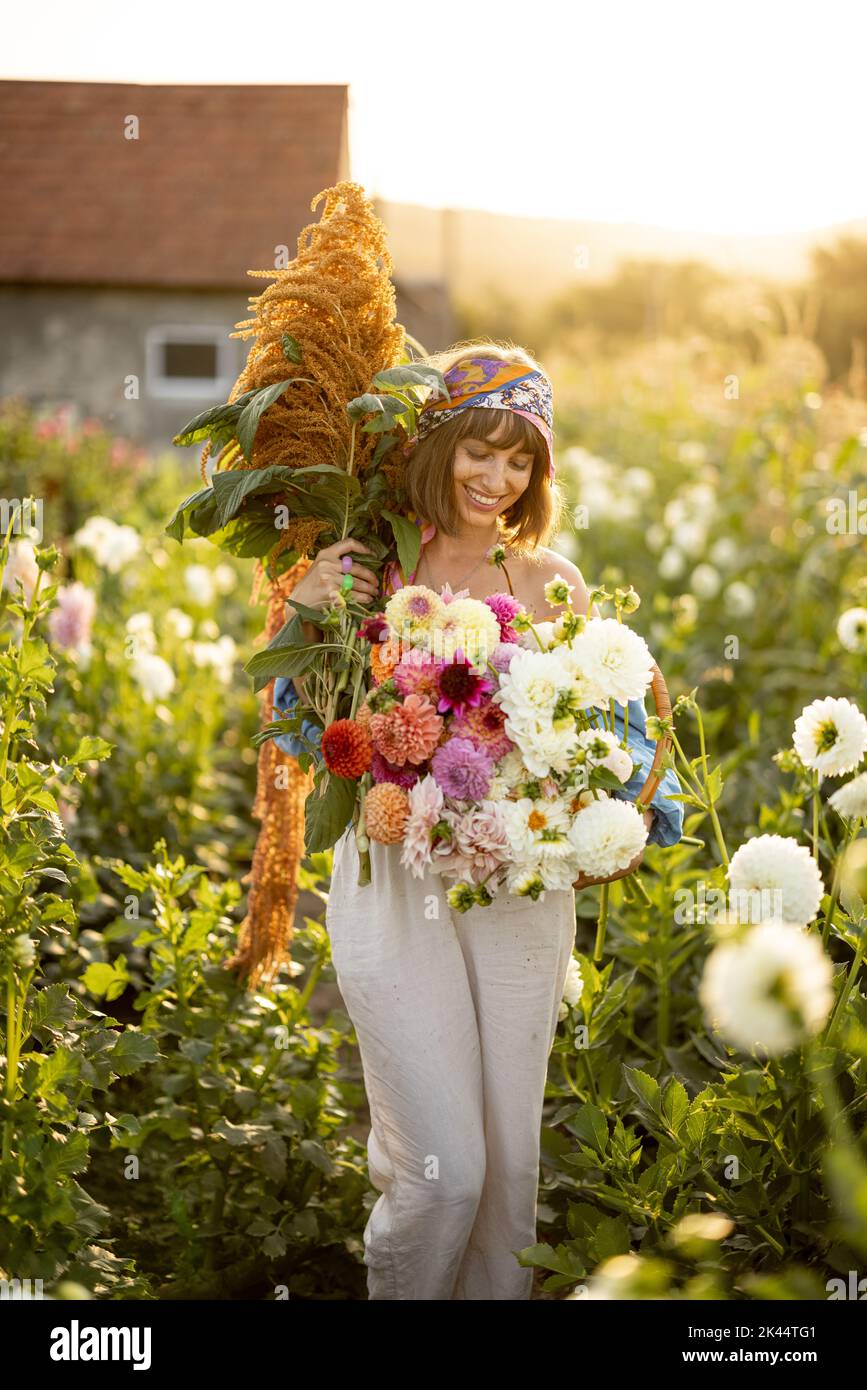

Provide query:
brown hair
left=403, top=339, right=563, bottom=554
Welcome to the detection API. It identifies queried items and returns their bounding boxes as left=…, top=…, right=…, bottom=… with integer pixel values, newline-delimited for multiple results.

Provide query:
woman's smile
left=463, top=482, right=508, bottom=512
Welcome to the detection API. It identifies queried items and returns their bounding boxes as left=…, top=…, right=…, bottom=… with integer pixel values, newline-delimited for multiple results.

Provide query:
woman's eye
left=467, top=449, right=530, bottom=468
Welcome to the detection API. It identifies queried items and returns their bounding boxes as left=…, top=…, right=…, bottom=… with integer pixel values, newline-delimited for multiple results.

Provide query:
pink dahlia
left=393, top=646, right=443, bottom=700
left=369, top=693, right=443, bottom=766
left=440, top=584, right=471, bottom=605
left=485, top=592, right=523, bottom=643
left=431, top=737, right=493, bottom=800
left=400, top=773, right=445, bottom=878
left=490, top=641, right=522, bottom=674
left=451, top=700, right=513, bottom=760
left=371, top=749, right=419, bottom=789
left=452, top=803, right=511, bottom=883
left=435, top=653, right=494, bottom=717
left=47, top=582, right=96, bottom=653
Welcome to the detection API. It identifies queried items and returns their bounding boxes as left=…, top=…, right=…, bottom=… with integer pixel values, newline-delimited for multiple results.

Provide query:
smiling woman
left=274, top=337, right=684, bottom=1301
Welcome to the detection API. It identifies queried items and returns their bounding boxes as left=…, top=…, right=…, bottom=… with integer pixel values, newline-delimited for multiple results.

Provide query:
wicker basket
left=633, top=659, right=674, bottom=810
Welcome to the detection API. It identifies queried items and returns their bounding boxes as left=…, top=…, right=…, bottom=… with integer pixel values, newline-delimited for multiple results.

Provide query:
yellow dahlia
left=383, top=585, right=447, bottom=643
left=432, top=598, right=501, bottom=665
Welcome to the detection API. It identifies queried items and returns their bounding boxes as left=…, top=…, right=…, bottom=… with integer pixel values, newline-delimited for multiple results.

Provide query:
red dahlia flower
left=321, top=718, right=373, bottom=778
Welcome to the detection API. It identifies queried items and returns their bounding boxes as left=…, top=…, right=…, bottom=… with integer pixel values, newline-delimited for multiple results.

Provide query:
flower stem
left=821, top=816, right=857, bottom=949
left=823, top=920, right=866, bottom=1046
left=593, top=882, right=610, bottom=961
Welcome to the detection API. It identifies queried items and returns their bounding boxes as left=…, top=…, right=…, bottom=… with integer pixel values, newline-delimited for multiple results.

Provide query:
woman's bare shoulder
left=511, top=546, right=594, bottom=617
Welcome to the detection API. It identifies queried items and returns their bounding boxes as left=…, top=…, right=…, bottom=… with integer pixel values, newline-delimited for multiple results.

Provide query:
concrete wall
left=0, top=281, right=456, bottom=454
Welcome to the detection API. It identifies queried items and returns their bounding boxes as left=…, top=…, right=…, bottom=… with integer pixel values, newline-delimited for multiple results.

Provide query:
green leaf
left=32, top=1045, right=80, bottom=1097
left=346, top=392, right=387, bottom=422
left=109, top=1029, right=161, bottom=1076
left=165, top=484, right=223, bottom=542
left=623, top=1065, right=660, bottom=1113
left=371, top=364, right=449, bottom=398
left=209, top=464, right=298, bottom=528
left=44, top=1129, right=90, bottom=1178
left=382, top=509, right=421, bottom=579
left=304, top=774, right=358, bottom=854
left=705, top=764, right=725, bottom=804
left=82, top=960, right=130, bottom=1002
left=29, top=983, right=77, bottom=1033
left=236, top=377, right=310, bottom=461
left=19, top=637, right=54, bottom=687
left=281, top=333, right=303, bottom=363
left=661, top=1077, right=690, bottom=1134
left=245, top=642, right=320, bottom=690
left=66, top=735, right=114, bottom=766
left=593, top=1216, right=631, bottom=1261
left=171, top=390, right=257, bottom=447
left=570, top=1103, right=609, bottom=1155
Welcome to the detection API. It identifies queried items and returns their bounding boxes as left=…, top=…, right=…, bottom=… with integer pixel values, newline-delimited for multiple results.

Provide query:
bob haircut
left=403, top=339, right=563, bottom=555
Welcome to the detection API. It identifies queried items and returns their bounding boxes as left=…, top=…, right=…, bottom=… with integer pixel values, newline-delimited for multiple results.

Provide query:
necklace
left=419, top=542, right=494, bottom=595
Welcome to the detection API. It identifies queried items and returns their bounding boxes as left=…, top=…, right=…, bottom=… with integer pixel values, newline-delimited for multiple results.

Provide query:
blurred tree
left=540, top=258, right=728, bottom=345
left=809, top=235, right=867, bottom=388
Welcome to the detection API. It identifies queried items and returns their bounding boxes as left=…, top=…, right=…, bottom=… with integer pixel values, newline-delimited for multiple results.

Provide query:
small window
left=146, top=325, right=239, bottom=399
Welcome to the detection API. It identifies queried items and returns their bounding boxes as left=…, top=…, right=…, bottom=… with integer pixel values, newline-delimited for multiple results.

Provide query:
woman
left=273, top=343, right=683, bottom=1300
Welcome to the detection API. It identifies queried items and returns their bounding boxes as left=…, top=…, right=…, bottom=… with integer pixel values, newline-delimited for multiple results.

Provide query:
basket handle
left=633, top=660, right=674, bottom=811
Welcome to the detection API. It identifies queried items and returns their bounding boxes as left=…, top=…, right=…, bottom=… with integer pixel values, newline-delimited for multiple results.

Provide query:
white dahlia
left=828, top=771, right=867, bottom=821
left=507, top=717, right=578, bottom=779
left=569, top=617, right=654, bottom=706
left=726, top=834, right=824, bottom=926
left=575, top=727, right=635, bottom=783
left=556, top=642, right=609, bottom=707
left=130, top=652, right=175, bottom=702
left=792, top=696, right=867, bottom=777
left=562, top=954, right=584, bottom=1007
left=559, top=954, right=585, bottom=1019
left=495, top=648, right=569, bottom=723
left=502, top=795, right=572, bottom=862
left=699, top=920, right=834, bottom=1056
left=836, top=606, right=867, bottom=654
left=567, top=795, right=648, bottom=878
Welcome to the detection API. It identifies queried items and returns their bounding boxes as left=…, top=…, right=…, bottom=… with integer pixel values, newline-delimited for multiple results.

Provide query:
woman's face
left=451, top=424, right=534, bottom=531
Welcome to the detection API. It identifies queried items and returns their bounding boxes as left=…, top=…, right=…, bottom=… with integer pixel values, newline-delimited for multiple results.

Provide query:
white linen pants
left=325, top=826, right=578, bottom=1300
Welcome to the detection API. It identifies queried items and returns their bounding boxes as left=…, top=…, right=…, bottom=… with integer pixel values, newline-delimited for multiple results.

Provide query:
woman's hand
left=288, top=538, right=380, bottom=612
left=572, top=808, right=654, bottom=890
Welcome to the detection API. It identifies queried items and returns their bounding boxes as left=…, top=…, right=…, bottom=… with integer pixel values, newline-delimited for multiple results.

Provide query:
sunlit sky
left=5, top=0, right=866, bottom=236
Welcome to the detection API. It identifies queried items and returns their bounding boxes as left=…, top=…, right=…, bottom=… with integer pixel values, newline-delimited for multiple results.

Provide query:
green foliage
left=0, top=527, right=155, bottom=1295
left=87, top=844, right=369, bottom=1299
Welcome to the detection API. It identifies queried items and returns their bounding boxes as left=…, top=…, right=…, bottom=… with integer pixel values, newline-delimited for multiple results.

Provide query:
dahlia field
left=1, top=326, right=866, bottom=1301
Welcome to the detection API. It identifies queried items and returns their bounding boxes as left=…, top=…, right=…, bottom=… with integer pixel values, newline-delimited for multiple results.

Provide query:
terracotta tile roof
left=0, top=80, right=349, bottom=289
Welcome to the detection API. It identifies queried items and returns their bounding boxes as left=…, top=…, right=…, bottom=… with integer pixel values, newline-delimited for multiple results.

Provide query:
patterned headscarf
left=404, top=355, right=555, bottom=482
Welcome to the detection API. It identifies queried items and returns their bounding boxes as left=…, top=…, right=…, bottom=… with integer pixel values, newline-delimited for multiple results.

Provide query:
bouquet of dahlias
left=315, top=573, right=659, bottom=906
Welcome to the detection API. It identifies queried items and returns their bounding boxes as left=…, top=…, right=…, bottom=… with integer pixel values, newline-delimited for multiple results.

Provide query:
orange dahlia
left=321, top=719, right=373, bottom=778
left=370, top=640, right=400, bottom=685
left=364, top=781, right=410, bottom=844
